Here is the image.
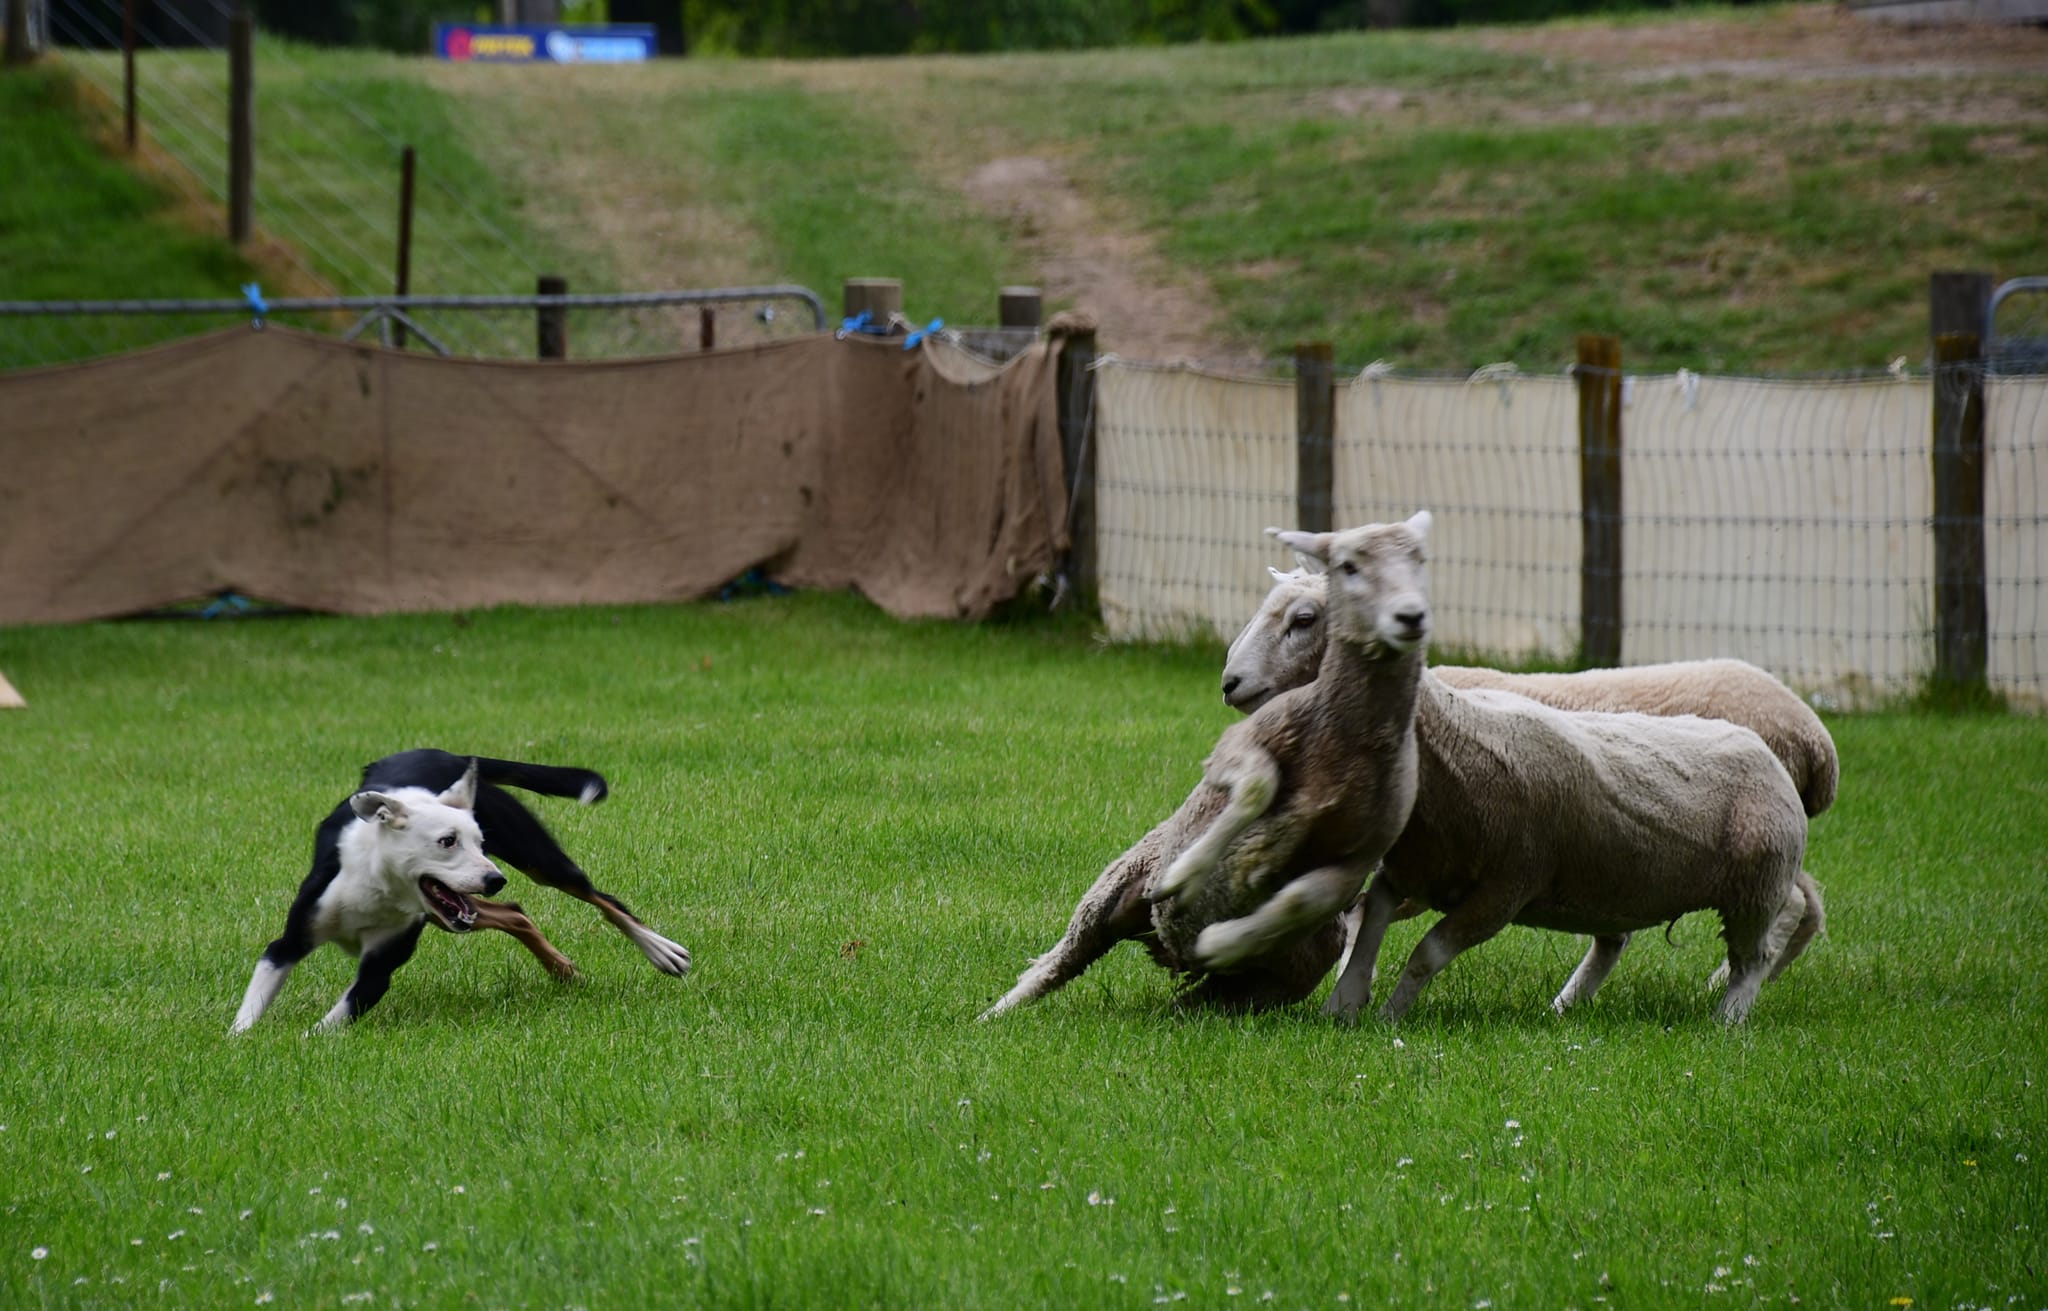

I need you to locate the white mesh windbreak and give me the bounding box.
[1622,374,1933,704]
[1335,373,1581,662]
[1095,361,1296,642]
[1988,375,2048,708]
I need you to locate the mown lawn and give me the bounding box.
[1,594,2043,1308]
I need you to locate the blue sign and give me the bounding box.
[433,23,656,63]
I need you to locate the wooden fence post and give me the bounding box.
[1576,334,1624,668]
[842,278,902,329]
[124,0,138,148]
[392,145,416,350]
[1053,317,1100,604]
[699,306,715,352]
[228,7,253,244]
[536,274,567,360]
[1931,270,1992,692]
[1294,342,1336,534]
[998,286,1042,330]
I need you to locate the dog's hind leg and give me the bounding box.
[473,785,691,977]
[311,921,426,1034]
[468,900,578,980]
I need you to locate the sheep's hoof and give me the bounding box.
[1321,993,1365,1026]
[1192,922,1253,971]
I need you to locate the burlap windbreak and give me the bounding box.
[0,328,1068,624]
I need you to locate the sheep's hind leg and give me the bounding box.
[1192,860,1371,973]
[980,850,1155,1020]
[1149,750,1281,906]
[1551,933,1629,1015]
[1324,874,1406,1024]
[1765,870,1825,982]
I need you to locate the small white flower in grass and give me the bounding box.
[1227,1286,1242,1297]
[357,1223,374,1236]
[809,1208,826,1217]
[321,1230,340,1242]
[1040,1181,1057,1191]
[1715,1267,1731,1279]
[1339,1294,1351,1303]
[341,1292,372,1304]
[451,1186,465,1195]
[1476,1300,1492,1309]
[189,1207,204,1216]
[421,1242,438,1253]
[80,1165,92,1174]
[239,1210,252,1222]
[309,1187,321,1196]
[336,1198,348,1210]
[31,1246,49,1260]
[1261,1293,1275,1303]
[157,1172,172,1182]
[2017,1153,2030,1163]
[256,1293,274,1306]
[74,1277,87,1286]
[130,1238,143,1247]
[1397,1158,1413,1169]
[1505,1120,1520,1130]
[105,1129,117,1140]
[1392,1038,1405,1049]
[168,1230,185,1241]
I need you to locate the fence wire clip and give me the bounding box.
[834,309,873,340]
[902,318,944,350]
[241,283,269,332]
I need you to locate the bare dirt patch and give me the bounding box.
[960,155,1252,363]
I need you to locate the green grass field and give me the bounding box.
[2,596,2043,1307]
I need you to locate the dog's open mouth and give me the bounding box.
[418,877,480,932]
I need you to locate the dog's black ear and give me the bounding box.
[350,790,410,828]
[436,760,479,811]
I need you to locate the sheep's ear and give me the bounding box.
[350,791,410,828]
[436,759,479,811]
[1267,566,1289,582]
[1403,509,1433,542]
[1292,552,1326,576]
[1268,527,1333,564]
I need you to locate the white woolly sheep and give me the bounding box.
[1222,564,1831,997]
[981,513,1436,1019]
[1301,676,1812,1025]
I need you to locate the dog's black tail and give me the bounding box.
[473,757,608,805]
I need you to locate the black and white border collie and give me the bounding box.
[232,749,690,1034]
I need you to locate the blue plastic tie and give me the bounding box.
[241,283,269,330]
[834,310,872,340]
[902,318,943,350]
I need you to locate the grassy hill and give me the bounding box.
[10,4,2048,370]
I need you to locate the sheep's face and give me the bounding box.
[1221,567,1328,712]
[1271,511,1432,656]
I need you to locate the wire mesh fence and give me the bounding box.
[1091,357,2048,710]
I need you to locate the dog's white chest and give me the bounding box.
[312,869,418,956]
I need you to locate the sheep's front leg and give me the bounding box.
[1378,884,1526,1023]
[1149,749,1281,906]
[980,846,1155,1020]
[1323,874,1406,1023]
[1551,933,1629,1014]
[1192,859,1371,973]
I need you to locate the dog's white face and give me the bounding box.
[348,763,503,931]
